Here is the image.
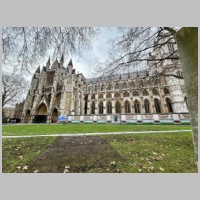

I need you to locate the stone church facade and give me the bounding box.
[21,40,190,124]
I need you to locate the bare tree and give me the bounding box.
[2,27,99,73]
[94,27,181,78]
[2,73,29,108]
[94,27,198,163]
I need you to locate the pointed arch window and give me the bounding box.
[99,101,103,114]
[56,93,61,107]
[144,99,150,113]
[107,83,112,90]
[143,89,149,96]
[123,82,127,89]
[106,93,112,99]
[99,94,103,99]
[91,94,95,100]
[184,96,188,109]
[130,81,135,88]
[123,91,130,97]
[133,90,139,96]
[115,83,120,90]
[115,101,121,114]
[107,101,112,114]
[124,100,131,113]
[134,100,140,113]
[91,101,95,114]
[101,84,104,91]
[139,80,144,87]
[163,87,170,95]
[154,98,161,113]
[115,93,121,98]
[166,98,173,113]
[152,88,159,95]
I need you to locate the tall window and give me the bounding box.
[123,91,130,97]
[163,88,170,95]
[115,93,121,98]
[124,100,131,113]
[91,94,95,100]
[99,94,103,99]
[130,81,135,88]
[107,83,112,90]
[152,88,159,95]
[134,100,140,113]
[143,89,149,96]
[56,93,61,107]
[123,82,127,89]
[115,101,121,113]
[94,85,97,92]
[115,83,120,90]
[84,95,88,114]
[107,101,112,114]
[166,98,173,113]
[99,101,103,114]
[101,84,104,91]
[91,101,95,114]
[133,90,139,96]
[154,98,161,113]
[184,96,188,108]
[144,99,150,113]
[139,80,143,87]
[106,93,112,99]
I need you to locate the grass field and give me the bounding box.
[2,124,196,173]
[2,130,197,173]
[2,124,192,136]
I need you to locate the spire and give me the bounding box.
[35,66,40,73]
[46,57,50,69]
[51,58,60,69]
[68,59,73,67]
[47,57,50,65]
[60,54,64,67]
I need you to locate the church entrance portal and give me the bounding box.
[51,108,58,123]
[33,103,48,123]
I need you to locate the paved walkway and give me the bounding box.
[2,130,191,138]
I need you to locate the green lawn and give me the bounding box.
[2,124,192,136]
[100,132,197,173]
[2,137,56,173]
[2,131,197,173]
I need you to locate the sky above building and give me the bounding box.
[29,27,119,79]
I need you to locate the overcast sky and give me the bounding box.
[30,27,119,79]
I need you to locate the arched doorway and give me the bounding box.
[51,108,58,123]
[33,103,48,123]
[24,110,31,123]
[166,98,173,113]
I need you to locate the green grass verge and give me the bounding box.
[100,131,197,173]
[2,131,197,173]
[2,124,192,136]
[2,137,56,173]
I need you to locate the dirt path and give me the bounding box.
[26,136,122,173]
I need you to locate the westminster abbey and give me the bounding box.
[21,40,189,124]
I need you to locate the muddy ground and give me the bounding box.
[26,136,122,173]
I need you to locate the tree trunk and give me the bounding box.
[176,27,198,163]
